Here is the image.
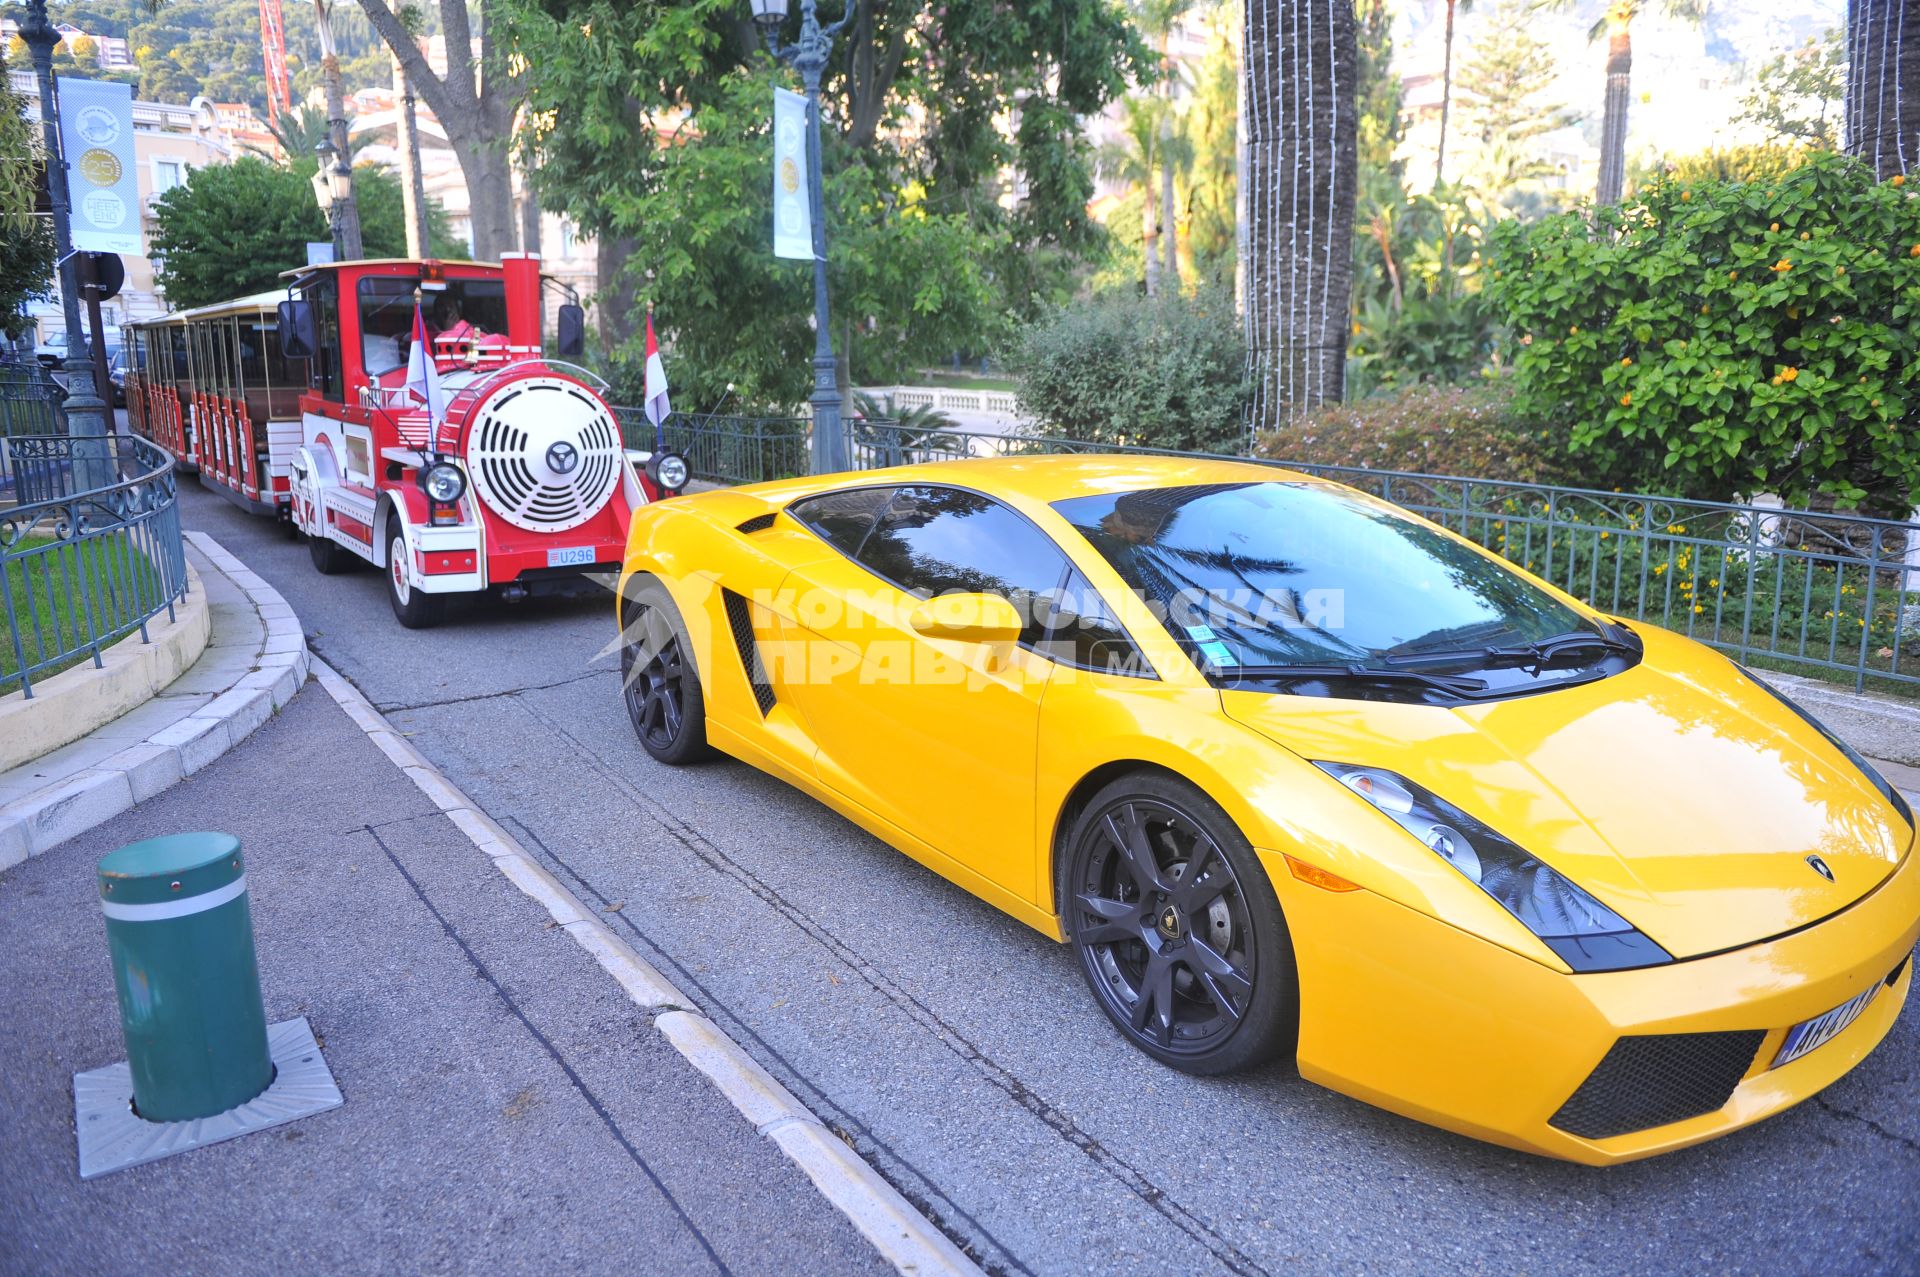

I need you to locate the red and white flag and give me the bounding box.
[643,312,671,429]
[406,301,445,424]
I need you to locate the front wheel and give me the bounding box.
[1063,773,1297,1075]
[387,533,445,629]
[621,577,713,765]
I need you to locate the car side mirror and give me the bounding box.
[555,303,586,358]
[278,299,317,359]
[909,592,1024,645]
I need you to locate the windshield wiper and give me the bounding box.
[1214,662,1492,697]
[1383,628,1638,670]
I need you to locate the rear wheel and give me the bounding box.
[621,577,713,764]
[386,532,445,629]
[1063,773,1296,1075]
[308,529,353,575]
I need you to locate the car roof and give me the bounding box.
[746,452,1316,506]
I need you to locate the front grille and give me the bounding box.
[1549,1030,1766,1141]
[721,588,776,716]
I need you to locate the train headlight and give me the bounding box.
[421,461,467,504]
[646,451,691,493]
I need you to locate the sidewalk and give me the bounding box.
[0,681,889,1276]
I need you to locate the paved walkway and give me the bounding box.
[0,682,889,1277]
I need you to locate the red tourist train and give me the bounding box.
[125,256,687,627]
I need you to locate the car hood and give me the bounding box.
[1222,635,1912,960]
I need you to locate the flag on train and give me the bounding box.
[643,311,671,438]
[406,300,445,424]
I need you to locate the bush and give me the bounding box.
[1252,381,1573,484]
[1485,150,1920,513]
[1003,287,1249,453]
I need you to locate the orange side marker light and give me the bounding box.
[1285,855,1362,893]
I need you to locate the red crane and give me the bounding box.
[258,0,292,126]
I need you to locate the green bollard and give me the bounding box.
[97,832,273,1123]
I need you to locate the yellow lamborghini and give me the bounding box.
[613,455,1918,1165]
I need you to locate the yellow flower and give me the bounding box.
[1620,356,1633,367]
[1654,563,1668,575]
[1521,334,1533,346]
[1769,222,1780,232]
[1781,366,1799,382]
[1600,531,1611,539]
[1836,266,1847,278]
[1799,231,1811,241]
[1729,270,1740,280]
[1570,324,1580,334]
[1772,259,1793,272]
[1619,392,1632,406]
[1682,190,1692,201]
[1894,175,1908,187]
[1694,604,1705,614]
[1872,397,1882,408]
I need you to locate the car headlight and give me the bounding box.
[1740,667,1914,831]
[646,451,690,493]
[1315,762,1672,973]
[420,461,466,504]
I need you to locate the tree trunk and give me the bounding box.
[519,162,542,256]
[595,233,639,359]
[1436,0,1456,188]
[452,129,517,261]
[1595,20,1632,205]
[1160,110,1182,292]
[392,51,429,257]
[1242,0,1359,426]
[1847,0,1920,178]
[1143,180,1162,298]
[315,2,363,259]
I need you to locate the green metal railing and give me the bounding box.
[840,422,1920,694]
[1,358,64,438]
[615,410,812,486]
[2,434,189,698]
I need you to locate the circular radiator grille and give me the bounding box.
[463,377,623,533]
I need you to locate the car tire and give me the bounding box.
[386,532,445,629]
[621,576,714,765]
[308,530,353,575]
[1062,772,1297,1075]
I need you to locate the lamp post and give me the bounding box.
[19,0,114,471]
[751,0,851,474]
[313,139,346,260]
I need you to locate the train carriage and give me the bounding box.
[125,255,688,628]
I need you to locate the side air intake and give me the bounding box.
[735,513,776,534]
[721,588,776,716]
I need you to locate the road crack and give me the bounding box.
[1814,1094,1920,1155]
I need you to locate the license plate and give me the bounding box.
[1773,985,1880,1068]
[546,545,594,568]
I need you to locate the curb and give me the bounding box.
[307,656,984,1277]
[0,559,212,773]
[0,531,309,870]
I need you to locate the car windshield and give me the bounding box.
[1052,481,1595,676]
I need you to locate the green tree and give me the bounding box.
[1456,0,1577,199]
[1736,30,1844,151]
[1485,151,1920,512]
[1180,6,1239,284]
[150,155,453,307]
[505,0,1148,399]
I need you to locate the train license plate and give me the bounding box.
[1773,985,1879,1068]
[546,545,594,568]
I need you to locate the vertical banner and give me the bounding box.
[772,87,812,260]
[57,77,141,254]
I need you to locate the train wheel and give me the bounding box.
[387,533,445,629]
[308,531,353,575]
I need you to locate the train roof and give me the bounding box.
[276,257,511,280]
[177,290,286,321]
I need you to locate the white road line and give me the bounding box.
[308,656,983,1277]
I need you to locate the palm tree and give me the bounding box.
[1435,0,1473,188]
[1542,1,1705,206]
[248,104,365,165]
[1242,0,1359,424]
[1135,0,1196,290]
[1846,0,1920,178]
[1098,97,1172,296]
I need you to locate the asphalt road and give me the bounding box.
[179,479,1920,1277]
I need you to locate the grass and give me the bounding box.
[2,532,165,691]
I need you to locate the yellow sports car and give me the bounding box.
[613,455,1918,1165]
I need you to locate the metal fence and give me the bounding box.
[0,358,64,438]
[614,409,812,486]
[2,434,190,698]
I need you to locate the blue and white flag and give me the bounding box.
[57,78,140,254]
[773,87,811,260]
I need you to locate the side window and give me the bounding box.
[857,485,1067,645]
[1034,570,1154,678]
[309,281,341,401]
[788,486,896,557]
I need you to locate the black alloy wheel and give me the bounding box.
[621,577,713,765]
[1064,774,1296,1075]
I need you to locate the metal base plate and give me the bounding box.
[74,1017,342,1179]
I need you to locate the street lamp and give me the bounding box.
[312,139,345,260]
[18,0,113,466]
[751,0,851,474]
